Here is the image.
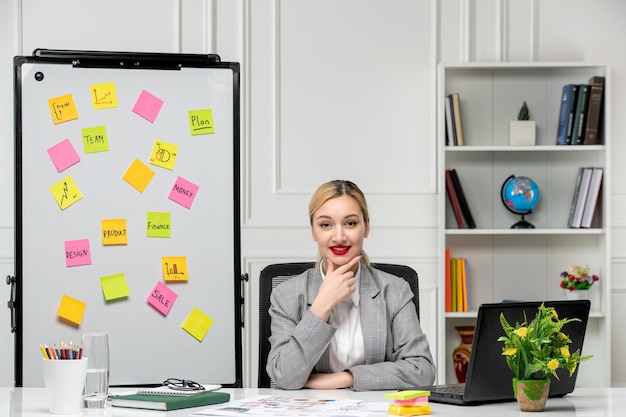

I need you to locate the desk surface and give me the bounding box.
[1,387,624,416]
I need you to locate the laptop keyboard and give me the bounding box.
[433,385,465,395]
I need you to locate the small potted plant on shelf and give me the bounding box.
[560,264,599,300]
[510,101,536,146]
[498,303,592,412]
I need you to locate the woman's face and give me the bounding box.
[311,194,369,271]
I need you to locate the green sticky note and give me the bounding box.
[188,109,215,135]
[146,212,171,238]
[181,308,214,342]
[100,273,130,301]
[384,390,430,400]
[82,125,110,153]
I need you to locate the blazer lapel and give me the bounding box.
[359,267,387,364]
[306,266,332,372]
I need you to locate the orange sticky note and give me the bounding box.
[162,256,188,281]
[388,404,431,416]
[149,140,178,170]
[123,159,155,193]
[181,308,214,342]
[102,219,128,245]
[48,93,79,124]
[91,82,118,109]
[57,294,86,325]
[100,273,130,301]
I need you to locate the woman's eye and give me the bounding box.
[346,220,357,227]
[319,222,331,229]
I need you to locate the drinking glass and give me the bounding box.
[82,332,109,409]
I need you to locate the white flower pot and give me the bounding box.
[510,120,536,146]
[566,289,589,300]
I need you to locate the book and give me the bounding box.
[135,384,222,396]
[572,84,590,145]
[583,76,605,145]
[445,95,457,146]
[458,258,466,312]
[445,249,451,312]
[449,169,476,228]
[451,93,464,146]
[567,167,585,228]
[556,84,578,145]
[112,390,230,411]
[569,167,593,228]
[450,257,457,312]
[445,170,465,229]
[581,167,603,228]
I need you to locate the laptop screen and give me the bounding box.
[463,300,591,403]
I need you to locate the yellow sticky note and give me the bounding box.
[388,404,431,416]
[49,176,83,210]
[385,390,431,400]
[162,256,188,281]
[146,212,171,238]
[82,126,110,154]
[48,93,79,124]
[149,140,178,170]
[102,219,128,245]
[91,82,118,109]
[181,308,214,342]
[100,273,130,301]
[123,159,155,192]
[188,109,215,135]
[57,294,86,325]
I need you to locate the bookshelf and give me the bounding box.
[437,62,611,387]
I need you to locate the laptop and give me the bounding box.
[424,300,591,406]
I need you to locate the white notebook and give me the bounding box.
[135,384,222,397]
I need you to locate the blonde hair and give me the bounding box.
[309,180,370,265]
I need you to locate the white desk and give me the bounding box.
[1,387,624,416]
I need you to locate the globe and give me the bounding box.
[500,175,540,228]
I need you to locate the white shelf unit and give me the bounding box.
[436,62,611,387]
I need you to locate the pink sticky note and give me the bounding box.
[64,239,91,267]
[168,176,199,209]
[132,90,164,123]
[47,139,81,172]
[147,281,177,316]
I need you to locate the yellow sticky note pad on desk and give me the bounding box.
[388,404,431,416]
[57,294,86,325]
[385,390,430,400]
[181,308,214,342]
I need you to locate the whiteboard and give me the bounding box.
[14,51,242,387]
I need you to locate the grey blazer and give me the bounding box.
[266,264,436,391]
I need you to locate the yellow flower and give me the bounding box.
[551,309,559,320]
[548,359,559,371]
[514,327,528,337]
[504,348,517,356]
[561,347,570,358]
[558,332,568,340]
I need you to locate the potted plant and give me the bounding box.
[510,101,536,146]
[498,303,592,412]
[560,264,599,300]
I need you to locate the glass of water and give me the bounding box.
[82,332,109,409]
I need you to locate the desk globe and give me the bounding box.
[500,175,540,228]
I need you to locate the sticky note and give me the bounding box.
[168,176,199,209]
[394,397,429,405]
[64,239,91,267]
[147,281,178,315]
[132,89,164,123]
[91,82,118,109]
[182,308,214,342]
[162,256,188,281]
[48,93,79,124]
[188,108,215,135]
[146,212,171,238]
[385,390,430,400]
[49,176,83,210]
[102,219,128,245]
[47,139,80,172]
[100,273,130,301]
[149,140,178,170]
[57,294,86,325]
[388,404,431,416]
[123,159,155,193]
[82,126,109,154]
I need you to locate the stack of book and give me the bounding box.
[385,390,431,416]
[568,167,604,228]
[445,250,470,313]
[556,76,605,145]
[445,92,465,146]
[445,168,475,229]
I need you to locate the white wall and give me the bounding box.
[1,0,625,388]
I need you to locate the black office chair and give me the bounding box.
[257,262,420,388]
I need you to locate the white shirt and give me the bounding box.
[320,261,365,373]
